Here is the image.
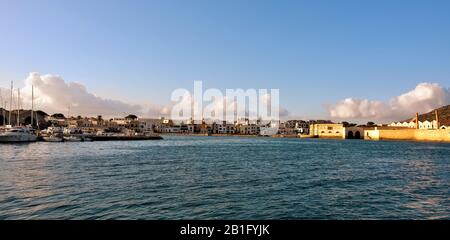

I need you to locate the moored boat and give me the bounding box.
[0,126,37,143]
[0,83,38,143]
[43,135,64,142]
[63,136,83,142]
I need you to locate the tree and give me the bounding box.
[125,114,138,120]
[51,113,65,119]
[367,121,376,126]
[342,121,357,127]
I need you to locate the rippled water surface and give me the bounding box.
[0,136,449,219]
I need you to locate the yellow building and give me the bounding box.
[309,123,370,139]
[309,123,345,139]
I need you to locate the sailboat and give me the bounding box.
[0,126,37,142]
[0,82,37,143]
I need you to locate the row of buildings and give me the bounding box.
[141,119,325,135]
[0,108,335,136]
[1,107,449,141]
[51,116,335,136]
[388,111,448,130]
[155,119,333,135]
[308,110,450,142]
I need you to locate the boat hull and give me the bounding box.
[0,135,37,143]
[63,137,83,142]
[43,137,64,142]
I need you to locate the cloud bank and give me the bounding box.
[328,83,450,122]
[1,72,289,120]
[18,72,145,117]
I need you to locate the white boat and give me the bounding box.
[43,135,64,142]
[46,126,64,135]
[0,82,38,143]
[63,136,82,142]
[0,126,37,143]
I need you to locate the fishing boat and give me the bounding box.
[43,135,64,142]
[63,136,83,142]
[41,125,65,142]
[63,127,93,142]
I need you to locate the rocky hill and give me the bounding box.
[404,105,450,126]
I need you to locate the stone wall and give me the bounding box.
[364,127,450,142]
[415,129,450,142]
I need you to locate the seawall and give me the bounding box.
[365,128,450,142]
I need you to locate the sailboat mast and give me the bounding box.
[9,81,12,126]
[2,102,4,126]
[31,85,34,127]
[2,101,5,126]
[0,89,3,126]
[17,88,20,126]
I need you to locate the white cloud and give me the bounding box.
[328,82,450,122]
[15,72,146,117]
[1,72,292,120]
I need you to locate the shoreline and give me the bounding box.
[159,133,450,143]
[160,133,303,138]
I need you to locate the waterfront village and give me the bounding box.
[0,104,449,142]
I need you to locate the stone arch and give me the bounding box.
[355,131,361,139]
[347,131,354,139]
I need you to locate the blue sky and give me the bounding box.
[1,0,450,118]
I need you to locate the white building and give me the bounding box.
[389,120,438,130]
[213,122,236,134]
[238,124,259,135]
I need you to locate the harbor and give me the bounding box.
[0,128,163,143]
[1,0,450,224]
[0,126,163,143]
[0,135,448,219]
[0,82,163,143]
